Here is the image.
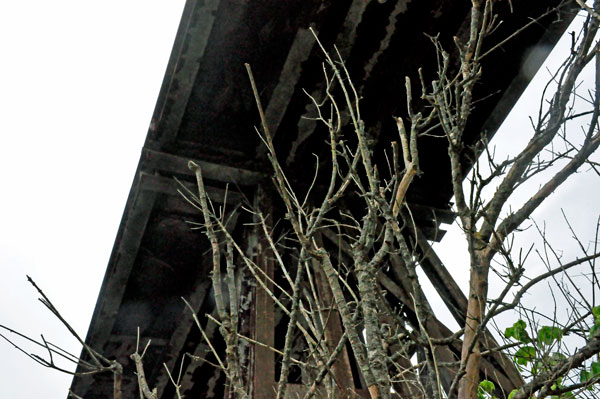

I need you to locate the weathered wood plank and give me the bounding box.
[138,172,242,205]
[323,227,520,394]
[262,28,316,146]
[312,256,356,398]
[406,203,456,225]
[253,187,276,399]
[149,0,222,146]
[175,309,220,397]
[153,280,212,397]
[407,222,468,326]
[142,148,263,185]
[283,383,370,399]
[387,253,458,392]
[71,183,157,398]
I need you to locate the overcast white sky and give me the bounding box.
[0,2,598,399]
[0,2,186,397]
[432,10,600,335]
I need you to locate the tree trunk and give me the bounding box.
[458,251,489,399]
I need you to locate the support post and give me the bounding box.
[252,186,276,399]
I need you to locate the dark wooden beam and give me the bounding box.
[71,178,157,397]
[380,257,520,395]
[154,278,213,397]
[322,227,522,393]
[262,28,316,147]
[148,0,222,147]
[335,0,369,59]
[371,279,424,399]
[142,148,263,185]
[252,187,275,399]
[418,225,448,242]
[283,383,369,399]
[138,172,242,205]
[407,203,456,225]
[154,213,239,397]
[476,4,577,148]
[106,335,168,347]
[178,310,220,397]
[387,253,458,392]
[361,0,412,83]
[285,0,370,166]
[312,255,355,398]
[409,223,468,325]
[321,227,456,391]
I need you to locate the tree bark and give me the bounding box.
[457,251,489,399]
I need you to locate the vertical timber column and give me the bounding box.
[312,234,355,398]
[252,185,275,399]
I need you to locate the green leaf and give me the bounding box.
[554,375,563,386]
[514,346,536,366]
[592,306,600,321]
[507,389,518,399]
[581,362,600,390]
[532,359,546,375]
[590,308,600,338]
[537,326,562,346]
[505,320,531,343]
[548,352,567,366]
[582,371,594,391]
[591,361,600,377]
[581,369,591,383]
[590,323,600,339]
[479,380,495,393]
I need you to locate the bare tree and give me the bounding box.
[3,2,600,399]
[0,277,124,399]
[181,2,600,399]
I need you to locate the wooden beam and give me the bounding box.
[335,0,370,59]
[312,255,355,398]
[179,313,221,397]
[283,383,369,399]
[321,227,456,391]
[261,28,316,148]
[285,0,370,166]
[407,223,468,326]
[371,280,424,399]
[322,227,521,393]
[154,213,239,397]
[153,280,212,397]
[138,172,242,205]
[387,253,458,392]
[71,177,157,398]
[149,0,222,146]
[252,187,275,399]
[362,0,411,83]
[381,257,519,395]
[417,225,448,242]
[406,203,456,225]
[142,148,262,185]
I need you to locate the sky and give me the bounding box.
[0,1,186,397]
[431,10,600,338]
[0,2,598,399]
